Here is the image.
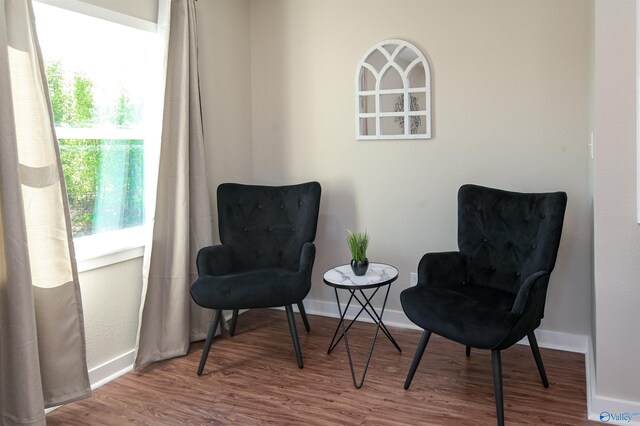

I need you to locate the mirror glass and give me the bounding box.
[408,64,426,88]
[397,46,418,67]
[382,43,399,56]
[380,117,404,136]
[380,67,403,90]
[412,115,428,134]
[359,67,376,91]
[380,94,400,113]
[359,95,375,114]
[359,118,375,136]
[364,50,386,72]
[410,92,426,112]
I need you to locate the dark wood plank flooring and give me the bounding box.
[47,309,593,425]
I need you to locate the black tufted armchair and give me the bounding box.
[190,182,321,374]
[401,184,567,426]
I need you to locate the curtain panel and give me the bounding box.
[135,0,214,367]
[0,0,91,424]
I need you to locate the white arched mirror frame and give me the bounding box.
[355,39,432,140]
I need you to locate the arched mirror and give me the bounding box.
[356,39,432,140]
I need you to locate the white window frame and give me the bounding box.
[34,0,167,271]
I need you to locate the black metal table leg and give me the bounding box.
[327,289,357,354]
[326,286,385,353]
[331,283,397,388]
[351,290,402,352]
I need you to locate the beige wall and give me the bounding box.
[593,0,640,403]
[197,0,254,228]
[250,0,592,336]
[79,259,143,368]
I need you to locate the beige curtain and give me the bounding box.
[134,0,215,367]
[0,0,91,424]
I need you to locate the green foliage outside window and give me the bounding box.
[46,60,145,237]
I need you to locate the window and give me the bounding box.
[33,1,164,268]
[356,39,432,140]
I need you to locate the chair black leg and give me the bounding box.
[466,345,471,357]
[285,305,304,368]
[297,301,311,332]
[527,331,549,388]
[229,309,239,337]
[492,350,504,426]
[404,330,432,390]
[197,309,222,376]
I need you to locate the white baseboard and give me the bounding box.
[585,337,640,425]
[88,349,135,390]
[515,328,589,354]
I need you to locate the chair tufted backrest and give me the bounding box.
[217,182,321,272]
[457,184,567,294]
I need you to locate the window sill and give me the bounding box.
[74,226,147,273]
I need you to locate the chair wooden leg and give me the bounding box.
[297,301,311,332]
[528,331,549,388]
[404,330,432,389]
[197,309,222,376]
[285,305,304,368]
[492,350,504,426]
[229,309,239,337]
[466,345,471,357]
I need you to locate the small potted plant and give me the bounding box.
[347,229,370,276]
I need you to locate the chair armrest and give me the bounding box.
[298,242,316,273]
[196,245,233,276]
[511,270,550,315]
[417,251,466,288]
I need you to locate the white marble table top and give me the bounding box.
[323,262,398,289]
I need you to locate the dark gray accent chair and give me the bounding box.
[401,184,567,426]
[190,182,321,374]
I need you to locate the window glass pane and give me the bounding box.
[60,139,144,236]
[34,2,158,237]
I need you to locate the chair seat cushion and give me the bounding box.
[191,267,310,310]
[401,285,518,349]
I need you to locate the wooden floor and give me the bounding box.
[48,309,593,425]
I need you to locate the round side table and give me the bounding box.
[323,262,401,388]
